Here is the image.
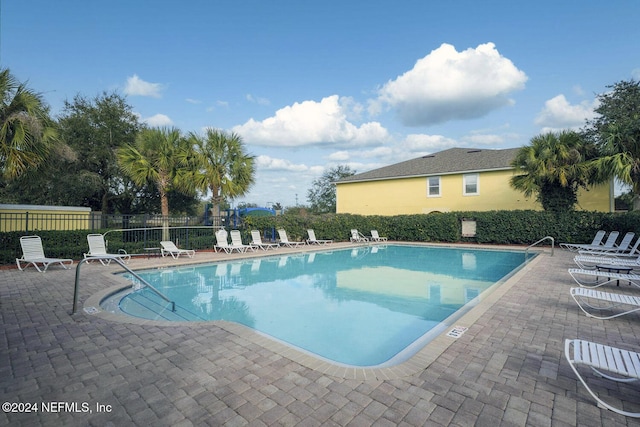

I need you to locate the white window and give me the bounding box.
[463,173,479,195]
[427,176,440,197]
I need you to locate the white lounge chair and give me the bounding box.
[306,229,332,245]
[565,339,640,417]
[574,252,640,270]
[562,231,619,253]
[84,233,131,265]
[568,268,640,290]
[578,232,635,255]
[277,229,305,248]
[560,230,607,251]
[578,236,640,259]
[250,230,279,250]
[350,229,369,243]
[215,230,235,253]
[370,230,387,242]
[570,287,640,319]
[16,235,74,272]
[230,230,253,252]
[160,241,195,258]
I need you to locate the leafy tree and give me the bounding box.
[0,68,57,180]
[188,129,255,226]
[510,131,598,212]
[117,127,194,238]
[585,79,640,209]
[307,165,356,213]
[57,91,141,213]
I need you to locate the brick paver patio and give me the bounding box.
[1,244,639,426]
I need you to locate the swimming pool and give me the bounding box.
[107,245,528,367]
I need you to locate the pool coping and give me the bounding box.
[82,242,545,380]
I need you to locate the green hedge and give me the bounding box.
[3,210,640,265]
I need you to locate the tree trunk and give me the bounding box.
[160,189,170,241]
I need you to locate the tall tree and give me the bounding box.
[117,127,194,238]
[57,92,140,213]
[0,68,57,180]
[510,131,598,212]
[585,79,640,209]
[308,165,356,213]
[188,129,255,226]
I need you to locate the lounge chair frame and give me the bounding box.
[277,229,305,248]
[560,230,607,251]
[568,268,640,290]
[16,235,74,272]
[570,287,640,319]
[350,229,369,243]
[230,230,254,252]
[565,339,640,417]
[250,230,279,250]
[577,232,635,255]
[84,234,130,265]
[306,229,332,245]
[160,241,195,258]
[370,230,388,242]
[561,231,618,252]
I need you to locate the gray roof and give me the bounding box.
[337,147,521,183]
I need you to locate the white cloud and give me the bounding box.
[372,42,528,126]
[328,151,350,161]
[246,94,271,106]
[233,95,390,147]
[124,74,164,98]
[144,113,173,127]
[185,98,202,104]
[535,94,598,132]
[461,134,505,145]
[402,134,458,152]
[255,155,310,172]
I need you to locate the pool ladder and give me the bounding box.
[72,256,176,315]
[525,236,554,260]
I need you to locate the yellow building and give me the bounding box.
[336,147,613,215]
[0,204,92,232]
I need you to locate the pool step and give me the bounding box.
[120,289,203,321]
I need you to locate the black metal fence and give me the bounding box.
[0,212,224,232]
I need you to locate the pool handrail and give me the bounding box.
[525,236,554,259]
[72,255,175,315]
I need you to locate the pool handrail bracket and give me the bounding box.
[72,255,176,315]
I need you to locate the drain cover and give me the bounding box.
[446,326,468,338]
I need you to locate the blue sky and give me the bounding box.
[3,0,639,208]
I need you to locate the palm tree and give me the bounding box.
[510,131,598,212]
[584,80,640,209]
[589,119,640,209]
[117,127,192,239]
[188,129,255,225]
[0,68,57,179]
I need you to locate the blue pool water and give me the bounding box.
[109,245,528,367]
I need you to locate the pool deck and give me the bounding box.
[1,242,639,426]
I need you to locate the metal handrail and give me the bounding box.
[72,255,175,315]
[525,236,555,258]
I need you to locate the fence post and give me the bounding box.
[25,211,29,232]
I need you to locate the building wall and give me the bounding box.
[0,204,92,232]
[336,169,612,215]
